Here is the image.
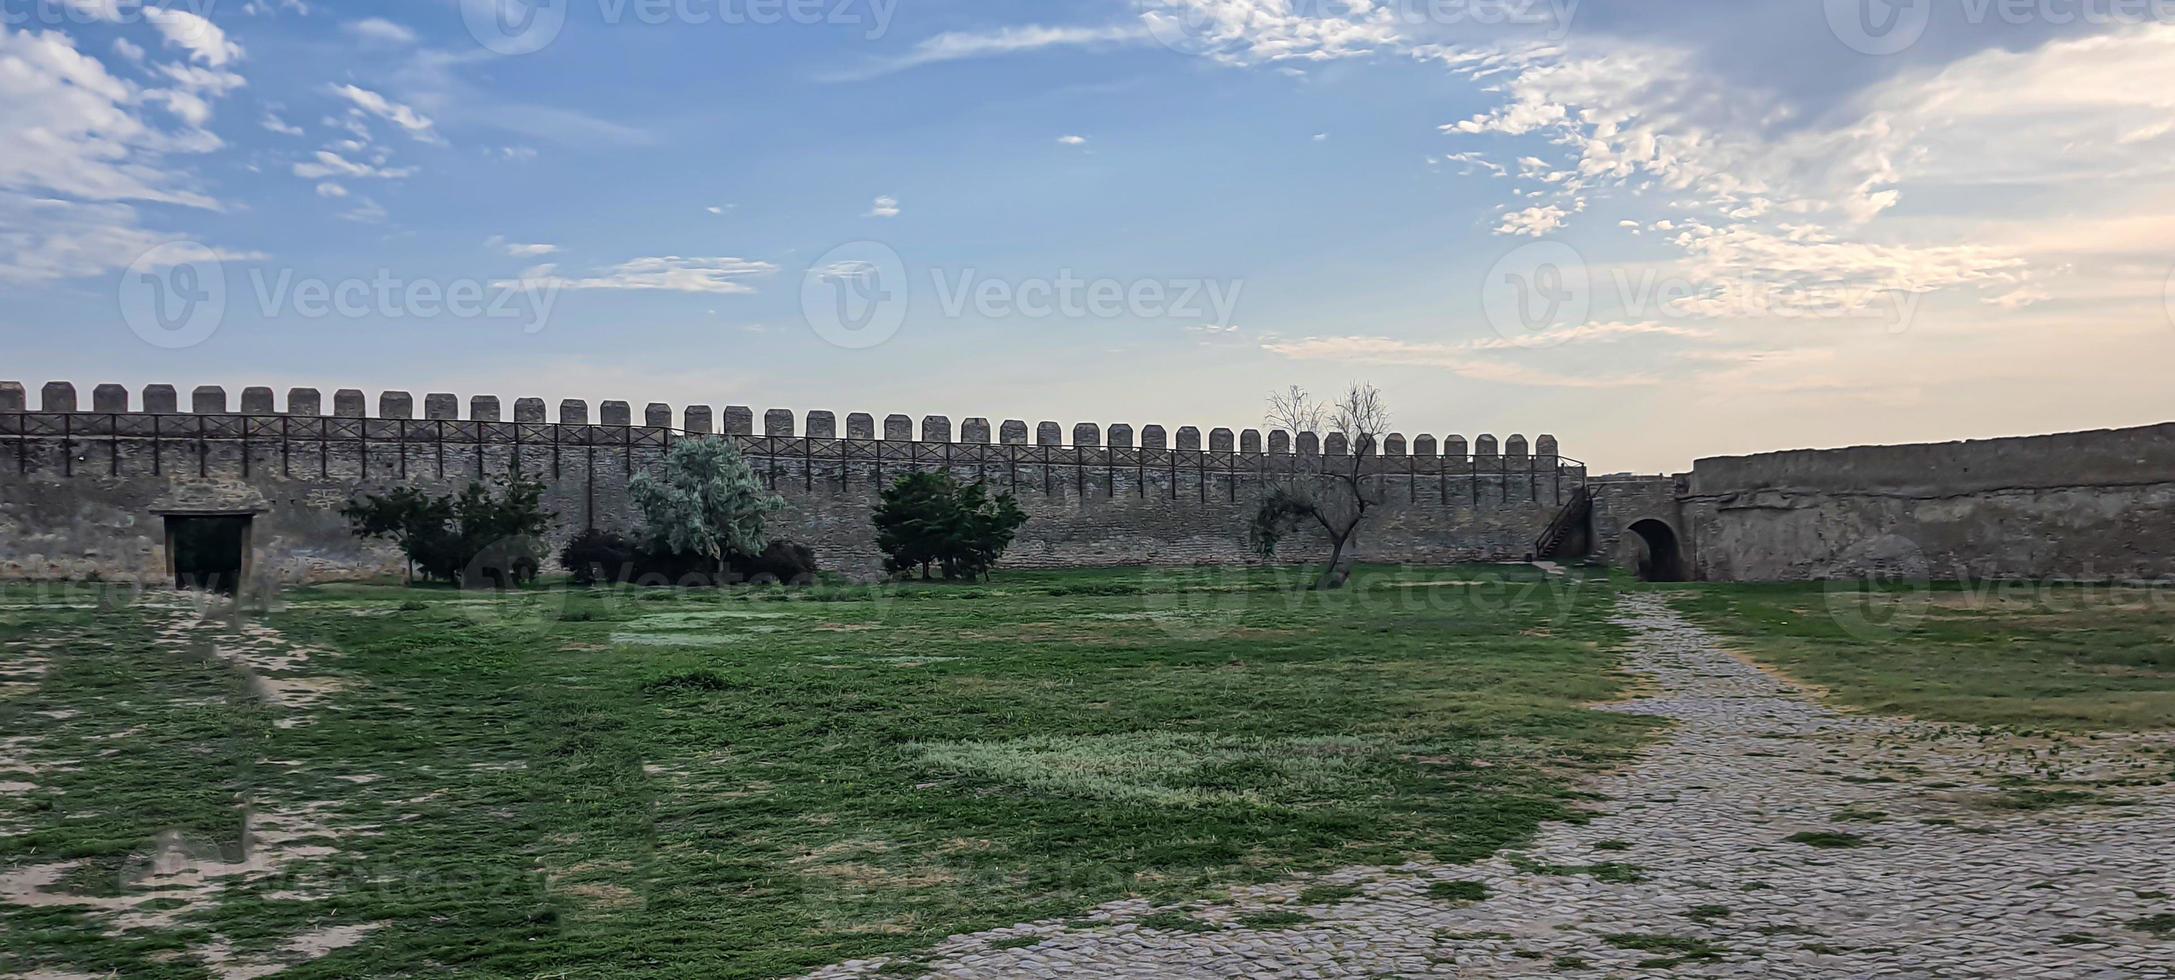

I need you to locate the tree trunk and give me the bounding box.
[1315,533,1351,590]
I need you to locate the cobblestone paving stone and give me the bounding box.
[807,593,2175,978]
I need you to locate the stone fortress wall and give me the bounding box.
[1581,421,2175,584]
[0,381,1583,583]
[1672,422,2175,583]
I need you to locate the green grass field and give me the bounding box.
[0,565,1652,978]
[9,567,2171,977]
[1664,580,2175,731]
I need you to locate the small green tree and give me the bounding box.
[951,480,1029,580]
[872,471,955,579]
[342,477,552,586]
[338,486,450,584]
[627,437,784,570]
[872,471,1028,581]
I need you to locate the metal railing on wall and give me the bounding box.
[0,411,1590,507]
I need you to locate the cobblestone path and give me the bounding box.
[809,593,2175,978]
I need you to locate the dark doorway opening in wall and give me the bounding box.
[166,515,251,593]
[1627,519,1685,582]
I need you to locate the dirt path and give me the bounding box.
[806,593,2175,977]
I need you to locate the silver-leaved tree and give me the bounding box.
[627,437,784,568]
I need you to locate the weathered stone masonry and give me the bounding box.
[0,382,1583,583]
[1588,422,2175,583]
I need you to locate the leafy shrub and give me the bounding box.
[557,527,821,587]
[871,471,1028,581]
[730,540,820,584]
[342,477,552,586]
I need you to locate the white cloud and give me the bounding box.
[1312,132,1328,142]
[866,195,900,218]
[143,8,243,68]
[342,18,417,45]
[1260,335,1657,388]
[158,63,245,94]
[340,196,389,224]
[61,1,126,22]
[1496,204,1567,237]
[330,84,440,142]
[497,256,781,294]
[826,24,1152,80]
[0,26,224,209]
[1135,0,1403,66]
[314,182,347,198]
[705,204,736,215]
[111,37,143,62]
[261,112,304,136]
[486,235,558,257]
[0,197,226,283]
[291,150,415,180]
[0,20,262,281]
[1464,321,1714,351]
[1058,134,1088,145]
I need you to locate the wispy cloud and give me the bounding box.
[342,18,417,46]
[823,24,1153,81]
[330,84,441,143]
[497,257,780,294]
[487,235,558,257]
[292,150,416,180]
[865,195,900,218]
[1259,335,1664,388]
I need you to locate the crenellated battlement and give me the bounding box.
[0,379,1585,583]
[0,381,1567,462]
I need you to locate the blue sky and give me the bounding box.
[5,0,2174,471]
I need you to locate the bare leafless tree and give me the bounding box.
[1248,383,1390,590]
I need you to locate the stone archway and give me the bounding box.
[1626,518,1686,582]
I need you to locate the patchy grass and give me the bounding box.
[1976,784,2136,812]
[1135,911,1218,933]
[1787,831,1870,849]
[1234,909,1315,929]
[1603,933,1727,968]
[1296,882,1366,905]
[1426,880,1489,902]
[1666,581,2175,730]
[1685,903,1733,924]
[0,564,1648,979]
[2129,913,2175,938]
